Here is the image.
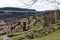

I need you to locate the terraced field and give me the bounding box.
[32,29,60,40]
[8,29,60,40]
[0,12,60,40]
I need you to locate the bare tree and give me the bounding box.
[20,0,60,7]
[21,0,60,22]
[45,0,60,22]
[20,0,37,6]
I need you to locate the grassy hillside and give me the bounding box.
[10,29,60,40]
[8,14,60,40]
[32,29,60,40]
[1,12,60,40]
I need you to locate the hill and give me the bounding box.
[0,7,44,23]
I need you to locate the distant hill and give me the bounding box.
[0,7,36,11]
[0,7,44,23]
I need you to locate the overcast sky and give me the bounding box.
[0,0,60,11]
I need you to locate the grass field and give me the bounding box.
[32,29,60,40]
[0,38,2,40]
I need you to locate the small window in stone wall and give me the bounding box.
[23,22,26,31]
